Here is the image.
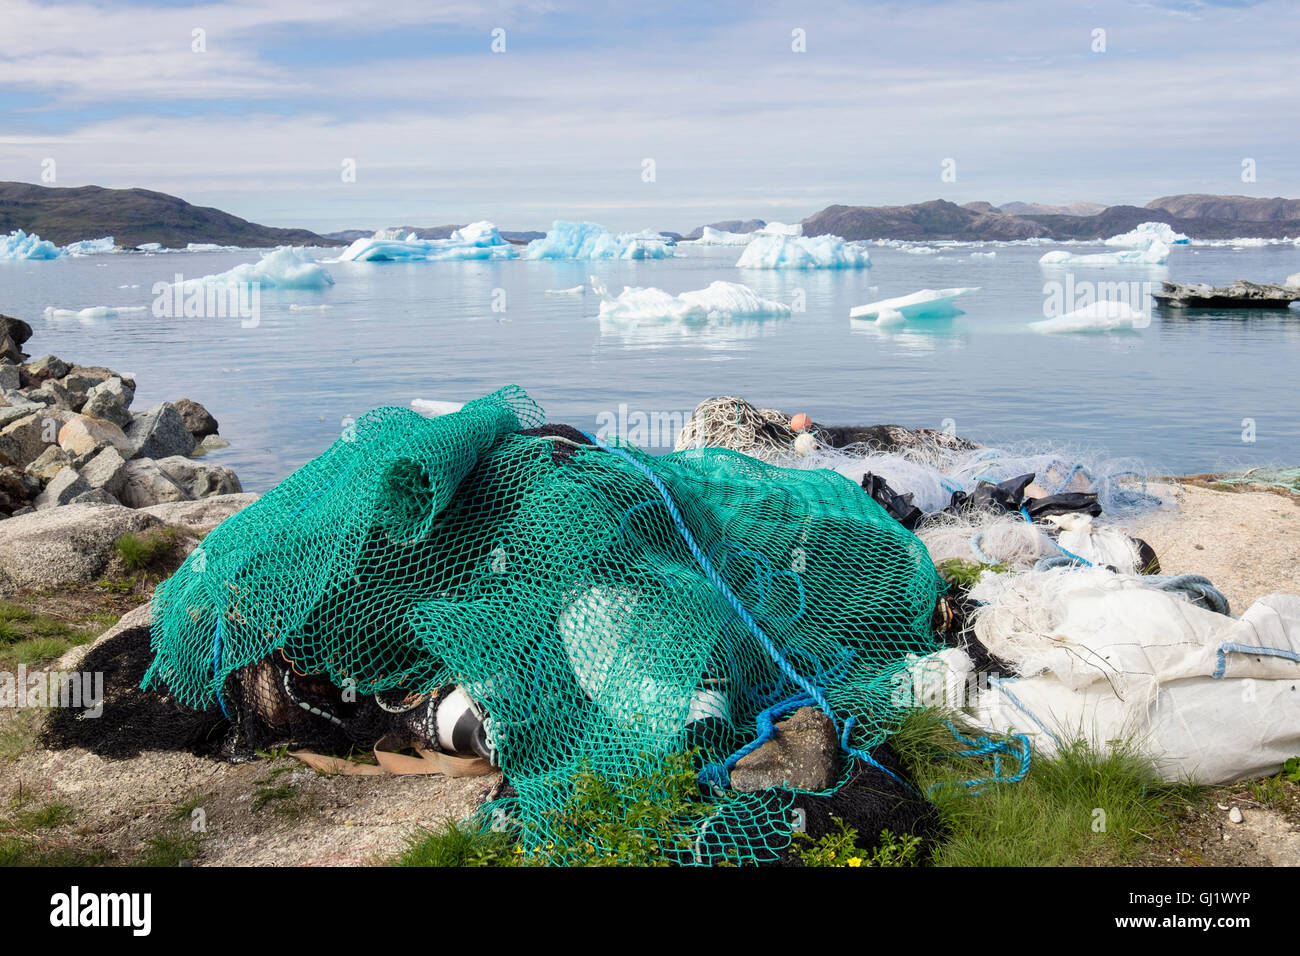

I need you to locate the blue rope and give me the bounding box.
[580,431,908,790]
[1020,507,1093,567]
[928,721,1031,796]
[211,618,231,719]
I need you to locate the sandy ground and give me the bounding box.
[1130,481,1300,610]
[2,479,1297,866]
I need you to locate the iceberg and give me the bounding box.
[411,398,465,418]
[1104,221,1189,248]
[63,236,117,256]
[289,303,334,311]
[545,285,587,295]
[337,222,518,262]
[593,277,792,323]
[44,305,146,320]
[0,229,62,260]
[690,226,756,246]
[138,242,163,252]
[1039,242,1170,267]
[178,247,334,290]
[185,242,241,252]
[849,287,978,322]
[1030,301,1148,334]
[736,234,871,269]
[523,221,673,260]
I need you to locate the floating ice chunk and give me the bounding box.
[524,221,672,260]
[736,234,870,269]
[594,277,792,323]
[411,398,465,418]
[545,285,587,294]
[1286,272,1300,289]
[849,287,978,322]
[63,236,117,256]
[177,247,334,290]
[0,229,62,260]
[289,303,334,311]
[185,242,240,252]
[1104,221,1189,248]
[970,251,997,259]
[337,222,518,262]
[1030,301,1148,334]
[44,305,146,320]
[689,227,756,246]
[138,242,163,252]
[1039,242,1170,267]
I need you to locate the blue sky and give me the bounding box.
[0,0,1295,232]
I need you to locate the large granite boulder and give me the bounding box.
[173,398,219,439]
[125,402,194,460]
[0,503,161,591]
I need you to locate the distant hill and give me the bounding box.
[0,182,338,248]
[1146,194,1300,222]
[797,198,1300,241]
[999,200,1107,217]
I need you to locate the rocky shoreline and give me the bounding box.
[0,311,256,592]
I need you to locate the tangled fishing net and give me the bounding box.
[142,385,942,865]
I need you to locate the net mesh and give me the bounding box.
[144,385,941,864]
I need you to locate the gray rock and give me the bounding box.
[22,388,57,406]
[730,707,841,793]
[0,466,35,515]
[85,375,135,412]
[1153,279,1300,309]
[152,455,242,498]
[0,503,161,592]
[0,362,20,391]
[69,488,121,507]
[59,373,101,412]
[34,467,91,509]
[26,354,70,382]
[117,458,192,508]
[29,378,73,409]
[25,444,72,482]
[190,434,230,457]
[81,387,133,429]
[0,410,76,469]
[125,402,194,460]
[139,492,259,533]
[0,401,46,428]
[0,314,32,365]
[79,446,128,495]
[57,415,131,459]
[173,397,219,438]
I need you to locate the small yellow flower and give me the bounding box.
[845,857,863,867]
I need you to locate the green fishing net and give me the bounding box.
[144,385,941,864]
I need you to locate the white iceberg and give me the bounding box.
[736,234,870,269]
[337,222,518,262]
[690,226,756,246]
[970,251,997,259]
[288,303,334,311]
[1030,300,1148,334]
[177,247,334,290]
[1104,221,1189,248]
[849,287,978,322]
[138,242,163,252]
[62,236,117,256]
[593,277,792,323]
[1286,272,1300,289]
[0,229,62,260]
[545,285,587,295]
[758,221,803,237]
[1039,242,1171,267]
[44,305,146,320]
[523,221,673,260]
[185,242,241,252]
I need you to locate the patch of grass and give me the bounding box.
[0,708,43,761]
[0,600,115,669]
[892,708,1191,866]
[0,835,113,866]
[133,832,202,867]
[9,636,76,665]
[398,820,518,868]
[95,577,138,595]
[113,527,182,574]
[0,602,78,645]
[1286,756,1300,784]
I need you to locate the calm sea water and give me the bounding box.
[1,241,1297,492]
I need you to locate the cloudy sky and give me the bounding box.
[1,0,1295,233]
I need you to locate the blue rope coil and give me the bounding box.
[928,721,1031,796]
